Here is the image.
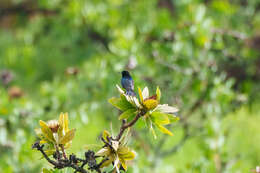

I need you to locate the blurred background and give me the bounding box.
[0,0,260,172]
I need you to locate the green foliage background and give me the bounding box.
[0,0,260,172]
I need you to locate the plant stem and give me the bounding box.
[61,144,68,160]
[115,111,144,141]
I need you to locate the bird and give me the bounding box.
[121,71,136,96]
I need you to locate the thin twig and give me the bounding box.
[61,144,68,160]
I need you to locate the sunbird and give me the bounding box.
[121,71,136,96]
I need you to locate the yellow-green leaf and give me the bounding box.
[40,140,47,144]
[119,109,136,120]
[118,147,135,160]
[44,150,55,156]
[108,97,133,111]
[64,112,69,132]
[59,128,76,144]
[39,120,55,142]
[146,117,157,139]
[100,156,113,168]
[103,130,111,142]
[96,147,110,157]
[138,87,143,103]
[42,168,52,173]
[156,124,173,136]
[119,158,127,171]
[156,86,161,101]
[34,128,43,138]
[150,111,170,125]
[150,125,157,139]
[168,114,180,123]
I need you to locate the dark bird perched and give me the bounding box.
[121,71,136,96]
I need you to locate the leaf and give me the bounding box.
[118,147,135,160]
[44,150,55,156]
[143,99,158,110]
[100,157,113,168]
[40,140,47,144]
[39,120,55,143]
[150,125,157,139]
[42,168,52,173]
[116,84,125,94]
[145,117,157,139]
[138,87,143,103]
[156,86,161,101]
[58,113,64,139]
[64,113,69,132]
[34,128,43,138]
[108,97,133,111]
[156,104,179,113]
[59,112,69,135]
[111,140,119,151]
[119,109,136,120]
[142,87,149,100]
[102,130,111,142]
[168,114,180,123]
[96,147,110,157]
[119,158,127,171]
[100,156,113,168]
[156,124,173,136]
[64,142,72,149]
[59,128,76,144]
[150,111,170,125]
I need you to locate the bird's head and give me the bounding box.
[121,71,131,78]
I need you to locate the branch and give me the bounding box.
[32,141,108,173]
[115,111,144,141]
[32,142,59,167]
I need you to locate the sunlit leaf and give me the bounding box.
[59,128,76,144]
[34,128,43,138]
[118,147,135,160]
[96,147,111,157]
[108,96,134,111]
[119,109,136,120]
[156,86,161,101]
[150,111,170,125]
[138,87,143,103]
[40,140,47,144]
[39,120,55,142]
[156,104,179,113]
[142,87,149,100]
[146,117,157,139]
[116,84,125,94]
[64,112,69,132]
[42,168,52,173]
[100,156,113,168]
[168,114,180,123]
[119,158,127,171]
[156,124,173,136]
[102,130,111,142]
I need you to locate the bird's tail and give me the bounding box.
[126,90,136,96]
